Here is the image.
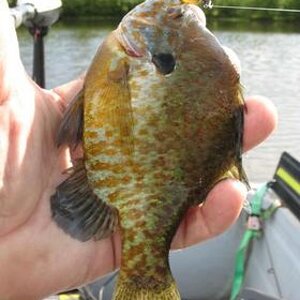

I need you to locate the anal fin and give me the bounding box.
[51,160,118,241]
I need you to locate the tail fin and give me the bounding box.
[113,280,180,300]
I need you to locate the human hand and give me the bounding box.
[0,0,277,299]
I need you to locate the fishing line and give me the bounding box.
[212,5,300,13]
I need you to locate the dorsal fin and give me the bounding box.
[233,94,250,189]
[57,90,84,149]
[220,102,249,189]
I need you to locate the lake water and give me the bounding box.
[17,20,300,183]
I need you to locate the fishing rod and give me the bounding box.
[10,0,62,88]
[212,5,300,13]
[200,0,300,12]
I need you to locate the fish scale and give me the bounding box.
[84,51,191,295]
[51,1,248,299]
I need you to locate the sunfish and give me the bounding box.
[51,0,248,299]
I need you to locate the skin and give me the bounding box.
[0,0,277,299]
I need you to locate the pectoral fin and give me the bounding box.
[50,159,118,241]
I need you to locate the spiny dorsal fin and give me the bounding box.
[216,101,249,189]
[233,101,250,189]
[50,159,119,241]
[57,90,84,149]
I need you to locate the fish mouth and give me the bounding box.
[116,27,144,58]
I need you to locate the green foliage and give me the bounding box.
[7,0,299,20]
[7,0,16,6]
[61,0,143,18]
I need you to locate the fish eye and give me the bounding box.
[152,53,176,75]
[167,7,184,20]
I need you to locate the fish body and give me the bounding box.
[51,1,247,299]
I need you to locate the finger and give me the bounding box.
[243,95,277,152]
[172,179,246,249]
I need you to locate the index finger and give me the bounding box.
[243,95,278,152]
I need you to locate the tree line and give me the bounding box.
[8,0,300,21]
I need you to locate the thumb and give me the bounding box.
[0,0,27,94]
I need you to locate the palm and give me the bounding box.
[0,5,120,288]
[0,67,122,296]
[0,0,277,299]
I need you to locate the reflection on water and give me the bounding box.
[17,20,300,183]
